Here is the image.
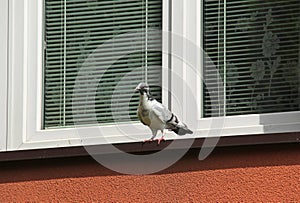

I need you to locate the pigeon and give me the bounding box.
[135,83,193,144]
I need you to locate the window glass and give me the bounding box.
[44,0,162,128]
[204,0,300,117]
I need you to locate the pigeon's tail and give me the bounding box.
[171,123,193,135]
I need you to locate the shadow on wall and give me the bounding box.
[0,143,299,184]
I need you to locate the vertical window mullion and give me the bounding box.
[223,0,226,117]
[145,0,148,84]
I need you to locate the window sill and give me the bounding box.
[0,132,299,162]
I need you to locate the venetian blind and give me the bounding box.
[204,0,300,117]
[44,0,162,128]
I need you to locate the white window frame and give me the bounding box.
[170,0,300,139]
[0,0,8,152]
[7,0,171,151]
[6,0,300,151]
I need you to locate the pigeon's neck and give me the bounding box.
[139,91,154,103]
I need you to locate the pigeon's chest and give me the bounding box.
[141,108,149,117]
[138,103,152,125]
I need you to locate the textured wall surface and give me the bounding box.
[0,143,299,202]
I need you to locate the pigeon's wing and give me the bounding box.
[150,100,193,135]
[151,101,173,124]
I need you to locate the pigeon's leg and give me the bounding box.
[155,130,166,145]
[143,129,157,143]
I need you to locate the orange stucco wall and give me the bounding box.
[0,143,299,202]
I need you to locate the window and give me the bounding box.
[5,0,300,152]
[169,0,300,138]
[7,0,167,151]
[189,0,300,138]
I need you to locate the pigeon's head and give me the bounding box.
[135,83,150,94]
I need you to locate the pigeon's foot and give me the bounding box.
[143,139,154,143]
[155,136,166,145]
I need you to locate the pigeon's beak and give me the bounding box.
[135,87,140,92]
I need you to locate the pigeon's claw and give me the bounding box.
[155,136,165,145]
